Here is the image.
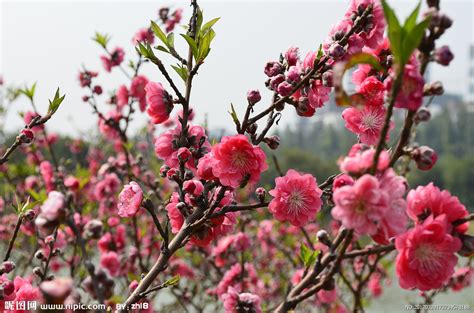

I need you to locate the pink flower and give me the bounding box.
[117,181,143,218]
[368,273,383,297]
[285,46,299,66]
[155,124,210,170]
[13,276,41,305]
[116,85,129,109]
[339,144,389,174]
[371,169,408,244]
[40,161,55,192]
[94,173,121,201]
[450,267,472,291]
[145,82,173,124]
[342,104,389,145]
[132,28,154,44]
[201,135,267,188]
[100,251,120,277]
[40,191,66,222]
[268,170,323,227]
[406,183,469,233]
[98,109,121,140]
[344,0,386,49]
[215,263,260,297]
[130,75,149,112]
[332,174,388,235]
[64,176,80,191]
[222,286,262,313]
[357,76,385,106]
[385,57,424,111]
[100,47,125,72]
[395,214,462,291]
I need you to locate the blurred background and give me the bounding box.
[1,1,474,311]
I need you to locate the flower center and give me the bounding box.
[362,113,379,129]
[232,151,250,169]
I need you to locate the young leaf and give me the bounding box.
[164,275,180,287]
[92,32,110,49]
[200,17,220,35]
[404,1,421,33]
[48,88,65,115]
[155,45,170,54]
[228,103,241,130]
[381,0,402,66]
[20,83,37,101]
[150,20,169,46]
[401,17,430,66]
[171,65,189,82]
[180,34,199,60]
[167,32,175,48]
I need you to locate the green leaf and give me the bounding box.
[167,32,175,48]
[382,0,402,66]
[92,32,110,49]
[198,30,213,61]
[195,9,203,35]
[200,17,220,35]
[171,65,189,82]
[401,17,430,65]
[228,103,241,129]
[155,45,170,54]
[180,34,199,60]
[299,244,318,267]
[404,1,421,33]
[20,83,37,101]
[164,275,180,287]
[150,20,169,46]
[48,88,65,115]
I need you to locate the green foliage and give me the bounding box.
[92,32,110,49]
[300,244,318,267]
[19,83,37,101]
[382,0,429,71]
[48,88,65,115]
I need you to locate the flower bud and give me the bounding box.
[264,61,283,77]
[412,146,438,171]
[45,235,56,245]
[424,81,444,96]
[317,230,332,246]
[19,129,34,144]
[84,219,103,239]
[82,95,89,102]
[414,107,431,124]
[1,261,16,274]
[35,250,45,260]
[277,81,293,96]
[439,14,453,29]
[458,234,474,257]
[269,74,285,91]
[159,165,170,178]
[255,187,266,202]
[264,135,280,150]
[177,147,192,162]
[247,123,258,135]
[93,85,103,95]
[24,209,36,221]
[166,168,179,180]
[33,267,43,277]
[3,281,14,296]
[286,66,301,83]
[322,70,333,87]
[296,97,309,115]
[427,0,439,8]
[434,45,454,66]
[247,89,261,105]
[329,43,346,59]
